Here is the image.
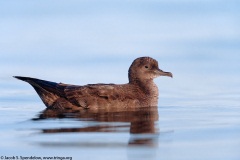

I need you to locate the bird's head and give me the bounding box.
[128,57,172,83]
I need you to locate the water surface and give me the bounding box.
[1,78,240,160]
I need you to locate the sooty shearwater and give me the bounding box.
[14,57,172,111]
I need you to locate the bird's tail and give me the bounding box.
[14,76,65,107]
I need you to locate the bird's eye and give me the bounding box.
[145,66,149,69]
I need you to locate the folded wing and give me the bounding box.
[64,84,124,108]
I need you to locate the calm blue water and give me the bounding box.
[0,0,240,160]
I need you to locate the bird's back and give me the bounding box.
[64,83,144,111]
[14,76,146,111]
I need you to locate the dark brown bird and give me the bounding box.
[14,57,172,112]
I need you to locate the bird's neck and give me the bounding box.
[130,78,159,97]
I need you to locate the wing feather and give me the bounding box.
[64,84,120,108]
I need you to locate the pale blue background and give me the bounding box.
[0,0,240,159]
[1,0,239,106]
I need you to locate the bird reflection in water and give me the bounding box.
[33,106,159,147]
